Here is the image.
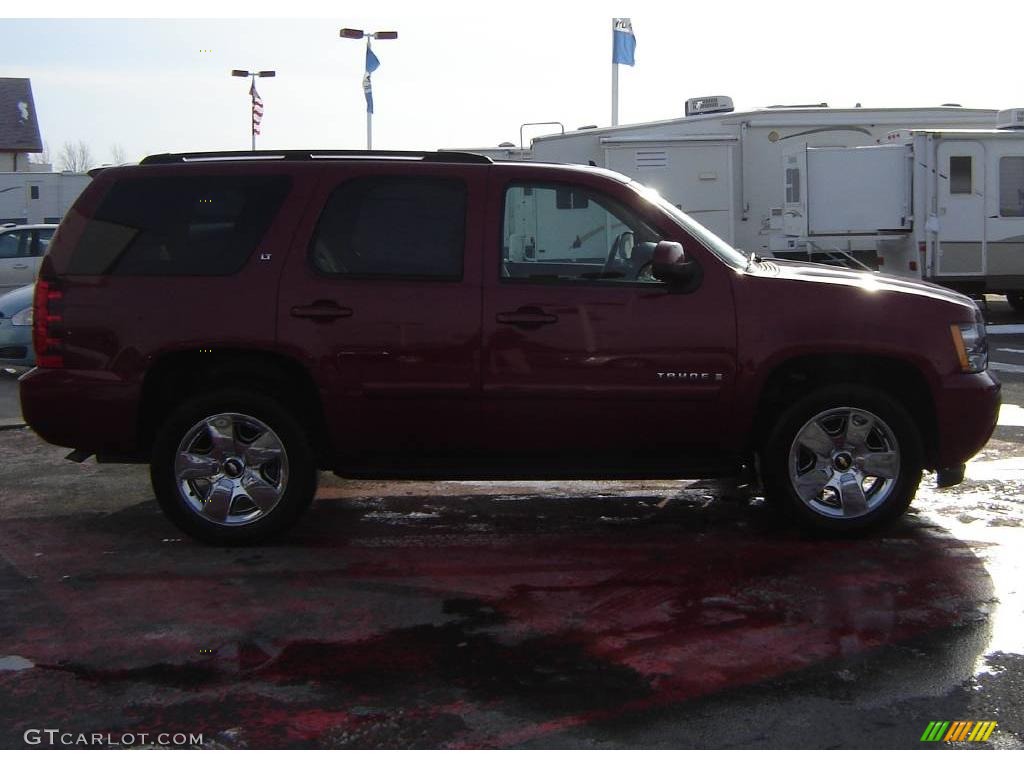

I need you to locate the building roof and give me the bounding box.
[0,78,42,154]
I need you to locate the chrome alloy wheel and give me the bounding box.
[174,412,289,527]
[787,407,900,519]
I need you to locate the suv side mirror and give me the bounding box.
[651,241,700,291]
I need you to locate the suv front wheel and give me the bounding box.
[762,385,923,533]
[150,389,318,544]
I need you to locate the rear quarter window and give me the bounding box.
[67,175,290,275]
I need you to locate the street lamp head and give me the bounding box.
[339,28,365,39]
[257,71,276,78]
[373,31,398,40]
[231,69,250,77]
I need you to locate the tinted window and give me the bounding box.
[950,156,972,194]
[67,175,290,275]
[310,177,466,279]
[501,183,664,284]
[999,156,1024,217]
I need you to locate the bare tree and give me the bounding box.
[110,143,127,165]
[28,141,51,167]
[58,140,95,173]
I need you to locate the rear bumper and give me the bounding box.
[19,368,140,454]
[933,370,1001,470]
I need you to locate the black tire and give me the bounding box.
[150,389,318,545]
[760,384,923,535]
[1007,291,1024,314]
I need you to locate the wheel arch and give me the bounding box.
[138,348,333,468]
[749,353,939,469]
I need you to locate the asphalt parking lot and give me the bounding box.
[0,299,1022,749]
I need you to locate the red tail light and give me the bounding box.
[32,262,64,368]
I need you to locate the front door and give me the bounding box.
[276,166,486,471]
[480,168,738,475]
[936,141,986,277]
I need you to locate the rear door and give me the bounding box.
[276,164,486,470]
[480,166,738,475]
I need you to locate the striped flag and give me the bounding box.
[250,81,264,136]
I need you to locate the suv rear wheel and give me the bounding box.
[150,389,317,544]
[761,385,923,533]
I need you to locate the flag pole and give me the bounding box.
[612,62,619,127]
[366,38,373,150]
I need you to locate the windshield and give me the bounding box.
[631,182,748,270]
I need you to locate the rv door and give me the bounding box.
[935,141,986,278]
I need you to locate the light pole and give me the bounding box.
[339,28,398,150]
[231,69,276,151]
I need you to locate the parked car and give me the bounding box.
[0,283,35,369]
[0,224,57,292]
[19,150,1001,544]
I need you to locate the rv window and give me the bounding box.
[950,156,972,195]
[785,168,800,204]
[30,186,39,200]
[999,157,1024,217]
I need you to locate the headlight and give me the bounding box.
[10,306,33,327]
[950,314,987,373]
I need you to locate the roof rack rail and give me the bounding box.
[139,149,493,165]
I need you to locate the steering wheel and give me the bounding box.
[603,231,634,274]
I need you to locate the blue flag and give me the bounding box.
[363,47,380,114]
[612,18,636,66]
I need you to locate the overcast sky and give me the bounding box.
[3,0,1019,166]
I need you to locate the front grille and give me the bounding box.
[0,346,28,359]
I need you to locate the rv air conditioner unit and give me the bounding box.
[685,95,734,117]
[996,108,1024,130]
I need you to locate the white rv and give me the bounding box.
[781,109,1024,308]
[0,171,90,225]
[518,99,1000,265]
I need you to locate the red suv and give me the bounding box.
[19,150,1000,543]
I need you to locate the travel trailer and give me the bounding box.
[780,109,1024,308]
[0,171,90,225]
[513,99,1001,265]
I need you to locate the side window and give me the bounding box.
[501,183,664,283]
[949,156,972,194]
[999,156,1024,217]
[0,231,23,258]
[36,230,53,255]
[67,175,290,276]
[310,177,466,279]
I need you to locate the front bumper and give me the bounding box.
[933,370,1001,471]
[0,318,33,367]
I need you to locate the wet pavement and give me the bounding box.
[0,305,1022,749]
